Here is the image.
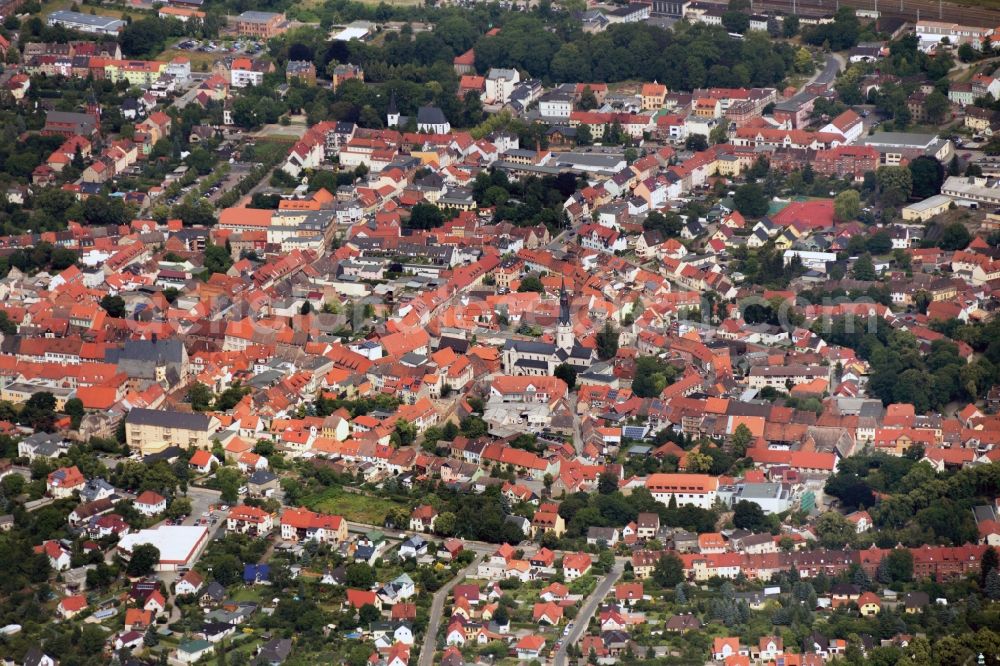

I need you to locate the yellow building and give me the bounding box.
[902,194,952,222]
[530,511,566,538]
[104,60,166,87]
[641,82,667,111]
[2,381,74,410]
[125,407,218,456]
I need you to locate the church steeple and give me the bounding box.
[557,278,573,351]
[386,91,400,128]
[559,278,570,325]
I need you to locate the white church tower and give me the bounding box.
[557,279,574,351]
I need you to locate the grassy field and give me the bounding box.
[306,486,407,525]
[42,0,130,18]
[158,48,219,69]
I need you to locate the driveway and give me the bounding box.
[417,553,486,666]
[553,559,625,666]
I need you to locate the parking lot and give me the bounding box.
[173,38,264,56]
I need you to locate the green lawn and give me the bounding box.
[305,487,407,525]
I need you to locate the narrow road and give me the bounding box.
[801,52,844,92]
[418,553,485,666]
[553,559,624,666]
[569,393,583,455]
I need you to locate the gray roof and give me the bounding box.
[238,10,282,21]
[48,10,124,29]
[862,132,940,149]
[125,408,211,431]
[107,338,185,365]
[248,470,278,485]
[417,106,448,126]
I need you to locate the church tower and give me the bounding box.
[386,91,400,128]
[557,279,574,351]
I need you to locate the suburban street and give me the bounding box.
[553,559,625,666]
[418,552,486,666]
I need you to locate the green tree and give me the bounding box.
[345,563,376,588]
[852,253,877,281]
[794,48,815,74]
[358,603,381,624]
[518,276,545,293]
[987,569,1000,599]
[938,222,971,251]
[709,123,728,145]
[595,321,619,360]
[685,134,708,152]
[166,497,192,520]
[188,382,214,411]
[925,90,950,124]
[392,419,417,447]
[733,500,771,532]
[833,189,861,222]
[730,423,754,457]
[684,450,713,473]
[435,511,456,536]
[866,230,893,255]
[783,15,800,37]
[99,295,126,318]
[64,397,84,429]
[204,243,233,275]
[216,467,241,504]
[733,183,769,217]
[554,363,577,390]
[909,156,944,199]
[880,548,914,583]
[406,203,445,230]
[126,544,160,576]
[876,165,913,206]
[815,511,855,549]
[982,546,999,586]
[652,553,684,587]
[644,210,683,237]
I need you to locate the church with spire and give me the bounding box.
[501,280,596,376]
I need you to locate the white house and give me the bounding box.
[408,505,438,532]
[820,109,864,144]
[134,491,167,517]
[485,68,520,105]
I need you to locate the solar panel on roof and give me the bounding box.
[623,425,648,439]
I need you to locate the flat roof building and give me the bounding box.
[47,10,125,35]
[118,525,209,571]
[902,194,953,221]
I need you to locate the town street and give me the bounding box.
[418,552,486,666]
[553,559,625,666]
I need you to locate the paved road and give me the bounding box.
[812,52,844,87]
[569,392,583,455]
[179,485,222,528]
[553,559,625,666]
[418,553,485,666]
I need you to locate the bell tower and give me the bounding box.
[557,279,574,351]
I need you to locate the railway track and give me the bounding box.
[707,0,1000,27]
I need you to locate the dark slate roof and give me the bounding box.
[125,408,211,430]
[417,106,448,126]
